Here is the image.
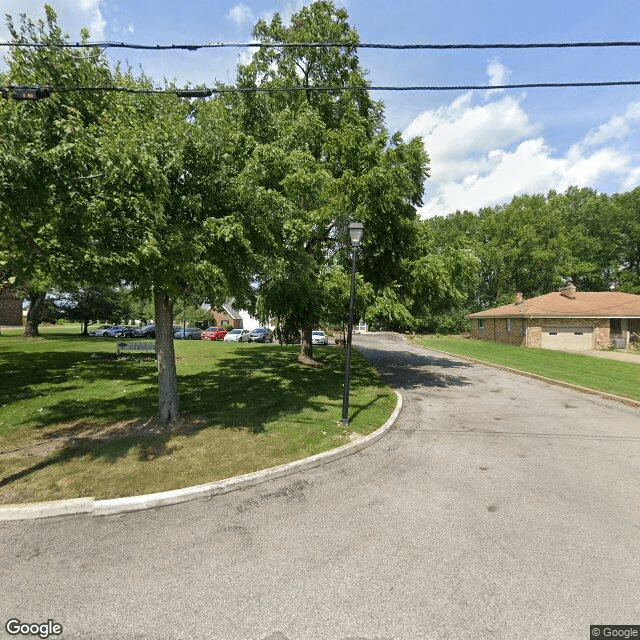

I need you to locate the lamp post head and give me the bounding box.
[348,221,364,248]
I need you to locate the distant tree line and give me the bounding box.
[413,186,640,333]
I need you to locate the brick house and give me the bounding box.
[207,301,243,329]
[468,283,640,351]
[0,286,22,325]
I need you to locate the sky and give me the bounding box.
[2,0,640,218]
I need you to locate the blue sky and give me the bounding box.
[3,0,640,217]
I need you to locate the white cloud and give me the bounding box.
[487,58,510,87]
[581,101,640,147]
[404,92,540,183]
[404,62,640,217]
[227,4,254,26]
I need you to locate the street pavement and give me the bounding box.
[1,333,639,640]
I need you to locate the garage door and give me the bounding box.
[541,326,593,350]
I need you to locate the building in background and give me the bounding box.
[469,284,640,351]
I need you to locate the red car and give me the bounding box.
[201,327,228,341]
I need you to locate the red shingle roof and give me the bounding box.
[469,291,640,318]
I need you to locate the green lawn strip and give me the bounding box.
[412,335,640,402]
[0,329,395,504]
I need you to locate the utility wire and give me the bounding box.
[4,80,640,100]
[2,40,640,51]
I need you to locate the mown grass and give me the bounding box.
[412,334,640,401]
[0,325,396,504]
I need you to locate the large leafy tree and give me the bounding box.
[1,6,256,425]
[230,1,428,362]
[0,5,113,336]
[613,187,640,293]
[86,87,257,424]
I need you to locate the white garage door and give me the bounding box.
[541,326,593,350]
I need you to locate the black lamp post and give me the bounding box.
[341,221,364,427]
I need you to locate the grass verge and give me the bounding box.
[0,326,396,504]
[412,334,640,402]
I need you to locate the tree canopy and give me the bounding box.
[229,0,429,361]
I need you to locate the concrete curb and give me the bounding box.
[0,390,403,522]
[410,340,640,409]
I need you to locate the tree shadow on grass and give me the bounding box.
[0,345,157,405]
[0,429,182,490]
[0,346,386,492]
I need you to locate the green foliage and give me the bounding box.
[231,1,429,348]
[0,5,113,306]
[54,287,135,328]
[418,185,637,322]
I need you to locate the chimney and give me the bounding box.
[559,282,577,299]
[515,292,523,304]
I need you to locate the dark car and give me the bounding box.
[174,327,203,340]
[248,327,274,343]
[134,324,155,339]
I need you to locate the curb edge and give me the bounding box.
[0,390,403,522]
[409,339,640,409]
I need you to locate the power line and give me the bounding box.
[4,80,640,100]
[2,40,640,51]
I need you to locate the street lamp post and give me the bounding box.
[341,221,364,427]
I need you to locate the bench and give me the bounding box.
[116,342,156,356]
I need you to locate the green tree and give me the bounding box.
[1,6,256,425]
[0,5,113,336]
[86,87,256,424]
[55,287,135,334]
[232,1,428,362]
[613,187,640,293]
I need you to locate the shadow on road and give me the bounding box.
[355,339,472,390]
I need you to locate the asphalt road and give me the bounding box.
[2,333,639,640]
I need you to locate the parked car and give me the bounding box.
[90,325,126,337]
[311,330,329,345]
[223,328,251,342]
[201,327,228,341]
[134,324,155,339]
[248,327,274,343]
[121,326,138,338]
[89,325,111,337]
[174,327,203,340]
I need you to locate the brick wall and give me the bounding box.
[471,316,610,348]
[470,317,526,346]
[208,309,242,329]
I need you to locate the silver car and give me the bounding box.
[223,328,251,342]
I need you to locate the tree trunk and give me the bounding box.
[24,292,46,338]
[82,318,89,336]
[154,288,180,426]
[298,323,322,366]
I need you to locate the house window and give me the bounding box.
[506,319,512,333]
[478,319,485,330]
[520,319,526,336]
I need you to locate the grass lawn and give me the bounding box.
[0,325,396,504]
[412,334,640,402]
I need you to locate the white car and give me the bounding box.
[223,328,251,342]
[311,330,328,345]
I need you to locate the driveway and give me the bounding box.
[570,349,640,363]
[1,333,639,640]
